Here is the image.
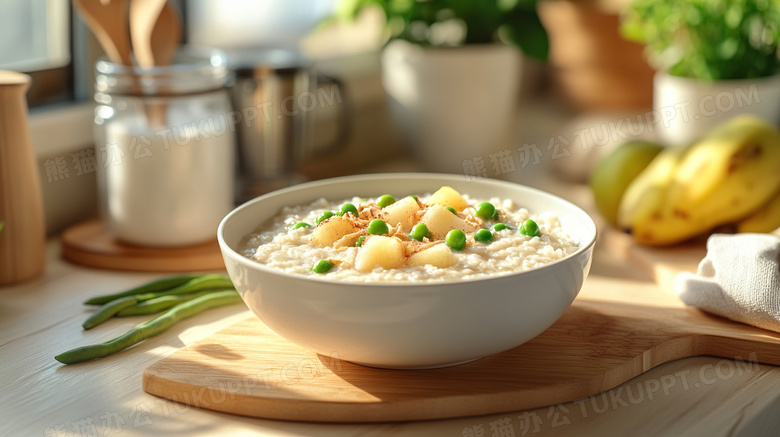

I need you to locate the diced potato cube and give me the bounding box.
[381,196,421,231]
[428,186,469,211]
[407,244,457,268]
[420,205,477,240]
[355,236,405,272]
[310,217,358,247]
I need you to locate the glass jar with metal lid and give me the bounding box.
[93,47,235,247]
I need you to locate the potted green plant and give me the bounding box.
[335,0,549,173]
[621,0,780,145]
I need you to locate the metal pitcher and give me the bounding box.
[227,48,349,202]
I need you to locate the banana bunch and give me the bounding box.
[590,115,780,246]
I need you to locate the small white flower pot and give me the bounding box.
[653,72,780,146]
[381,40,521,173]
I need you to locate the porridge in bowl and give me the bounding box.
[240,186,579,282]
[219,173,597,368]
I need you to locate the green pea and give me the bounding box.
[367,219,389,235]
[316,211,335,224]
[409,223,430,241]
[492,209,499,220]
[491,223,512,232]
[377,194,396,208]
[292,222,311,229]
[445,206,457,215]
[312,260,334,274]
[445,229,466,251]
[474,229,493,243]
[519,219,541,237]
[475,202,496,220]
[355,235,366,247]
[340,203,358,217]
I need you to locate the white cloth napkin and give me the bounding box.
[674,233,780,333]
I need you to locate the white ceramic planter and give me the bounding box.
[381,40,521,173]
[653,72,780,146]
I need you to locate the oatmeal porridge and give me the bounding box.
[240,186,580,282]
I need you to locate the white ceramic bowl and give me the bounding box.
[218,173,597,369]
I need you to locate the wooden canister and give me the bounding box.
[0,71,46,285]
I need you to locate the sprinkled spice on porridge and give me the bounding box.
[240,186,580,282]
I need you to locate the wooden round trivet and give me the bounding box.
[61,219,225,272]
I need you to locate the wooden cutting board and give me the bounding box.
[599,228,709,291]
[142,264,780,423]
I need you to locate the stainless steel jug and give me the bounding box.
[227,48,349,202]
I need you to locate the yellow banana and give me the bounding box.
[617,146,688,244]
[589,140,665,227]
[736,189,780,233]
[619,115,780,245]
[667,116,780,222]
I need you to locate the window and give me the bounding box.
[0,0,74,107]
[186,0,337,50]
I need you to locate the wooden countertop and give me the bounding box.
[3,179,780,437]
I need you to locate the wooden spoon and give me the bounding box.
[150,2,182,66]
[130,1,182,127]
[73,0,132,65]
[129,0,168,68]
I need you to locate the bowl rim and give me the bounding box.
[217,172,597,288]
